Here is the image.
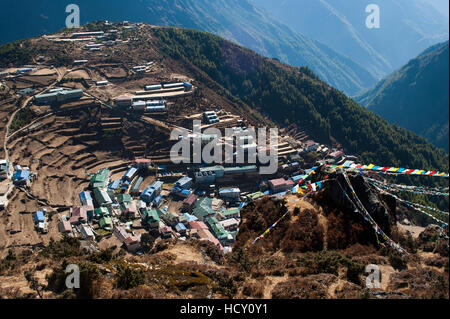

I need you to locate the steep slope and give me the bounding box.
[152,27,449,174]
[254,0,449,78]
[356,41,449,152]
[0,0,377,95]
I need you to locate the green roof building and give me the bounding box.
[222,208,239,219]
[247,191,264,201]
[209,221,229,241]
[99,216,113,230]
[94,207,109,218]
[205,216,220,227]
[142,209,160,227]
[223,165,257,174]
[93,187,112,206]
[193,197,216,220]
[117,194,132,203]
[90,169,110,188]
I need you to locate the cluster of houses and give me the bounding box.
[114,81,194,110]
[53,145,347,254]
[55,159,254,253]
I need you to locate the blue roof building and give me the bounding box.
[182,213,198,222]
[79,191,94,207]
[174,176,193,190]
[33,210,45,223]
[175,222,187,233]
[153,195,162,207]
[13,170,30,185]
[123,167,138,181]
[141,181,163,203]
[291,174,308,182]
[219,188,240,200]
[108,180,120,190]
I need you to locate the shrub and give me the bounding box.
[41,237,82,259]
[197,240,224,265]
[388,252,408,271]
[115,264,145,290]
[346,262,365,285]
[280,209,324,253]
[88,248,115,264]
[46,261,101,298]
[242,281,264,298]
[298,251,344,276]
[140,233,155,253]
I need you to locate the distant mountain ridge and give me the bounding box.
[355,41,449,152]
[0,0,377,95]
[253,0,449,80]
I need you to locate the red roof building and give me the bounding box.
[189,220,208,230]
[197,229,223,251]
[182,194,198,212]
[268,178,295,193]
[69,206,88,224]
[124,235,141,252]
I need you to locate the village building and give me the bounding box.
[34,89,83,104]
[123,167,138,181]
[219,218,239,231]
[223,165,258,176]
[220,208,240,220]
[203,111,219,124]
[80,225,95,240]
[108,180,120,191]
[113,226,130,242]
[94,207,109,219]
[303,140,319,153]
[196,228,223,250]
[33,210,46,224]
[93,188,113,206]
[69,206,89,225]
[12,170,30,186]
[218,187,240,201]
[246,191,265,201]
[195,165,224,184]
[327,150,344,163]
[133,158,152,169]
[141,181,163,203]
[189,220,209,230]
[174,176,193,190]
[160,226,173,239]
[79,191,94,207]
[193,197,217,220]
[141,208,160,228]
[58,220,72,234]
[99,216,113,230]
[114,95,133,107]
[182,213,198,223]
[268,178,295,193]
[182,194,198,213]
[130,176,144,196]
[0,159,10,180]
[175,222,187,234]
[124,236,141,253]
[89,169,110,188]
[205,217,230,242]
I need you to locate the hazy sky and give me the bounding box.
[423,0,449,18]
